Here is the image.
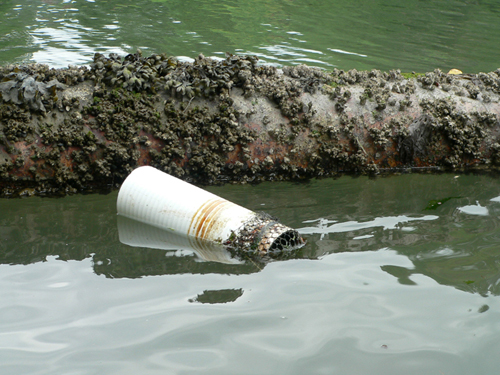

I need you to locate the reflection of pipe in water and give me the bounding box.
[117,215,241,264]
[116,166,304,257]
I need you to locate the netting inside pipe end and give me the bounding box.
[268,228,304,253]
[225,214,305,256]
[257,222,305,255]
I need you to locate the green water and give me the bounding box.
[2,174,500,374]
[2,0,500,373]
[1,0,500,72]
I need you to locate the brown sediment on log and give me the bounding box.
[1,51,500,196]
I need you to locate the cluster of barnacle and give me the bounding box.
[241,76,302,135]
[418,71,441,90]
[312,144,371,176]
[417,68,469,92]
[282,65,331,94]
[89,51,267,100]
[331,68,369,85]
[329,68,404,87]
[317,141,349,167]
[6,50,499,194]
[5,82,157,195]
[464,81,480,99]
[325,68,414,116]
[89,53,331,155]
[0,63,88,124]
[418,98,492,166]
[268,124,293,144]
[0,104,32,142]
[442,115,486,158]
[0,67,67,111]
[477,70,500,94]
[308,112,381,175]
[391,80,415,95]
[359,80,390,110]
[262,77,301,115]
[129,94,256,184]
[416,69,499,102]
[368,125,393,147]
[81,88,165,179]
[89,51,174,92]
[334,88,352,112]
[18,117,103,192]
[86,52,432,182]
[175,53,257,97]
[390,117,411,139]
[99,143,140,178]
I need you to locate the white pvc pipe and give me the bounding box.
[117,166,304,255]
[117,166,254,242]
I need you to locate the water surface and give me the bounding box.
[1,0,499,72]
[2,1,500,373]
[2,173,500,374]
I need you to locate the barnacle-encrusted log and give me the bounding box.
[1,51,500,196]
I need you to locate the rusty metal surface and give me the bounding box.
[2,55,500,196]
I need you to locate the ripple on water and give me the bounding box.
[458,203,489,216]
[2,175,500,374]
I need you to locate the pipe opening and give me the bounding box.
[224,215,305,256]
[268,229,304,253]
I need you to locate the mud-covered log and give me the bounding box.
[1,51,500,196]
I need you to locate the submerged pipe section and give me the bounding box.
[1,51,500,196]
[117,215,242,264]
[117,166,304,257]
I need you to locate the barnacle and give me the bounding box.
[0,71,67,111]
[2,48,500,197]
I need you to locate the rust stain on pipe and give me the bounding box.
[189,198,231,241]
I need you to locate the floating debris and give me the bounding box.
[117,166,305,258]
